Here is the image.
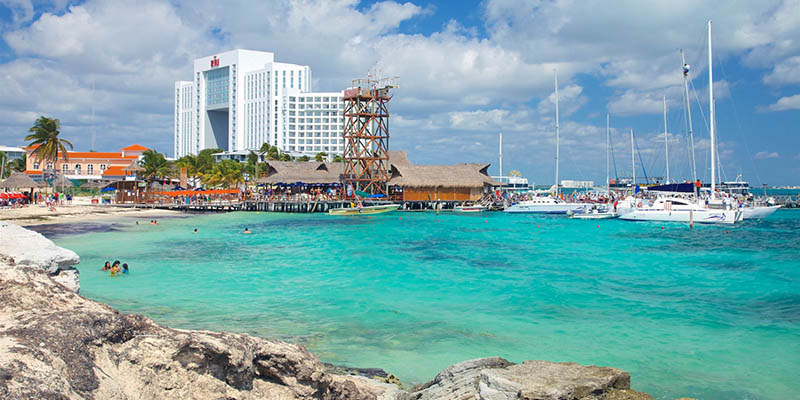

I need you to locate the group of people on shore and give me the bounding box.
[101,260,129,276]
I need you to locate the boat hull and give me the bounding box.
[455,206,486,213]
[571,213,619,220]
[328,204,400,216]
[619,208,740,224]
[741,205,780,219]
[504,203,583,214]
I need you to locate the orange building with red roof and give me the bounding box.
[25,145,149,181]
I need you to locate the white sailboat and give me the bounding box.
[505,70,583,214]
[621,20,742,225]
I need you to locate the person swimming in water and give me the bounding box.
[101,261,111,271]
[193,228,198,233]
[122,263,129,274]
[110,260,121,276]
[243,228,251,234]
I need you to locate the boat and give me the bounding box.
[328,204,400,216]
[619,20,742,225]
[620,197,741,224]
[568,204,619,219]
[504,196,583,214]
[455,204,487,213]
[741,204,780,219]
[504,71,584,214]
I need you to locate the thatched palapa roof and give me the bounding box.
[388,163,500,189]
[256,161,343,184]
[51,175,75,188]
[0,172,43,189]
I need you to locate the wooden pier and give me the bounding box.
[123,199,481,213]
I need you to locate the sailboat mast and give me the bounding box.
[630,128,635,189]
[681,49,697,191]
[606,114,610,195]
[554,71,560,196]
[499,132,503,179]
[708,20,716,195]
[663,95,670,184]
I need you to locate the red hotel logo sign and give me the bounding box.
[211,56,219,68]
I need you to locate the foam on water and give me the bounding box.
[52,210,800,400]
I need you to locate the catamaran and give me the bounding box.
[621,20,742,225]
[504,71,583,214]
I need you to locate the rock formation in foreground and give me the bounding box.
[0,221,654,399]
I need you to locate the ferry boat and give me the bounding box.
[328,204,400,216]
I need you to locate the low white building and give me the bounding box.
[174,49,344,159]
[0,146,25,161]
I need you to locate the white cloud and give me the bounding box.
[754,151,779,159]
[763,94,800,111]
[763,56,800,85]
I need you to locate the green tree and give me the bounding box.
[278,152,293,161]
[297,155,311,162]
[266,146,280,160]
[9,155,26,173]
[201,159,243,188]
[333,155,343,163]
[0,151,7,179]
[197,148,221,174]
[175,154,199,186]
[139,149,172,181]
[314,152,327,162]
[25,116,73,181]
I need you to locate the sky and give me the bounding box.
[0,0,798,185]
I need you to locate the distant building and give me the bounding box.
[24,144,148,181]
[387,151,500,202]
[561,180,594,189]
[174,49,344,160]
[0,145,25,161]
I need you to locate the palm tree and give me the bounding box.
[314,152,327,162]
[139,149,172,182]
[25,116,73,189]
[175,154,200,186]
[9,155,26,173]
[200,160,243,189]
[333,155,343,163]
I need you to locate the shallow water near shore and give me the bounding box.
[51,210,800,400]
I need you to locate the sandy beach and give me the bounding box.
[0,197,183,226]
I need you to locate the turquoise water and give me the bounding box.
[50,210,799,400]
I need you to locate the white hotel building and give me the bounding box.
[174,49,344,159]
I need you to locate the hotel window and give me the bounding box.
[87,165,94,174]
[75,164,81,173]
[62,163,68,172]
[100,164,107,171]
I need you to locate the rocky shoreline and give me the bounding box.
[0,221,657,399]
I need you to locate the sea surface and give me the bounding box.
[48,210,799,400]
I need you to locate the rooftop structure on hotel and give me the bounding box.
[174,49,345,159]
[24,144,148,181]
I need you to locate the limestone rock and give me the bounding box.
[0,221,80,271]
[410,358,652,400]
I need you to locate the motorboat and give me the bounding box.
[568,204,619,219]
[455,204,487,213]
[504,196,584,214]
[328,204,400,216]
[741,204,780,219]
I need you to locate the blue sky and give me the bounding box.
[0,0,798,185]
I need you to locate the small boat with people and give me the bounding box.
[328,204,400,216]
[568,204,619,219]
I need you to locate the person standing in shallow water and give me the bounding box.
[101,261,111,271]
[243,228,251,234]
[122,264,129,274]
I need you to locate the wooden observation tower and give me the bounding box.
[342,75,398,196]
